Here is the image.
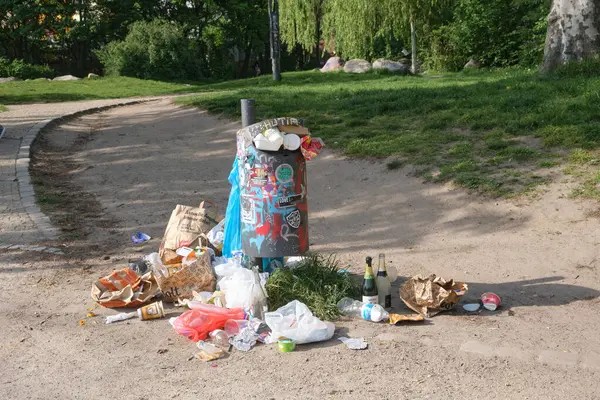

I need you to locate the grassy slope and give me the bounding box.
[177,68,600,198]
[0,76,205,105]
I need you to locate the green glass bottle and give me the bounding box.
[362,256,378,304]
[376,253,392,309]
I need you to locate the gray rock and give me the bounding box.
[87,73,100,79]
[343,59,372,73]
[320,57,344,72]
[372,59,409,74]
[53,75,81,81]
[464,59,482,69]
[0,77,22,83]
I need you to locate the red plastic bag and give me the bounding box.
[171,305,246,342]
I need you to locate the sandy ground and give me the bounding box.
[2,99,600,399]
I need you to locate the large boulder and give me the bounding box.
[464,59,482,69]
[343,59,372,73]
[87,73,100,79]
[372,59,409,74]
[320,57,344,72]
[53,75,81,81]
[0,77,22,83]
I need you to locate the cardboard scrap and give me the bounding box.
[154,250,216,303]
[91,268,159,308]
[399,274,468,317]
[278,125,310,137]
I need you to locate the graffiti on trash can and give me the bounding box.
[239,146,309,257]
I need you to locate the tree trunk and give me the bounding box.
[269,0,282,81]
[314,7,321,67]
[541,0,600,72]
[410,14,417,74]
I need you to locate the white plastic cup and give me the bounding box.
[283,134,301,151]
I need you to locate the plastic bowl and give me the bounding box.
[481,292,501,311]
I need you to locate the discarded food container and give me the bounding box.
[277,338,296,352]
[209,329,230,347]
[283,133,301,151]
[137,301,165,320]
[196,341,225,361]
[462,303,481,312]
[481,292,501,311]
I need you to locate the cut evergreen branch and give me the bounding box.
[265,253,360,321]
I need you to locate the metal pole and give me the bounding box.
[241,98,261,268]
[241,99,255,128]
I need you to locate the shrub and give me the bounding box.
[96,19,203,81]
[422,0,549,71]
[0,58,55,79]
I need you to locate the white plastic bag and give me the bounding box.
[214,258,244,281]
[218,267,267,318]
[264,300,335,345]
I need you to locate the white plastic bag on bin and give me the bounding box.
[264,300,335,345]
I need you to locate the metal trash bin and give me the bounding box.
[236,118,309,258]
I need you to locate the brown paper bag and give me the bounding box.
[155,250,216,302]
[399,274,468,317]
[159,201,219,264]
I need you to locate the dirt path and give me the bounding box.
[2,99,600,399]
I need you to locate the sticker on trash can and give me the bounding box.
[278,194,302,207]
[241,197,256,224]
[286,209,301,229]
[275,164,294,183]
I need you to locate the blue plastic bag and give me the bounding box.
[222,158,242,257]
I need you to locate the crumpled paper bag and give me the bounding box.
[399,274,468,317]
[91,268,159,308]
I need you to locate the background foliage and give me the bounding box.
[0,0,552,79]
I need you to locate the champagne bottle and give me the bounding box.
[362,256,378,304]
[376,253,392,309]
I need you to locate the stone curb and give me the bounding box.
[14,98,160,241]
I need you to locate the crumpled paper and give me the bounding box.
[338,336,368,350]
[399,274,468,317]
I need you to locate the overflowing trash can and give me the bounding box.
[234,117,320,258]
[239,146,308,257]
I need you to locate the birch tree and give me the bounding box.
[541,0,600,72]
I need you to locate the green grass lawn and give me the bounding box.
[0,104,7,112]
[0,76,205,105]
[177,67,600,198]
[3,67,599,198]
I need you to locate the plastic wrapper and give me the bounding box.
[207,219,225,252]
